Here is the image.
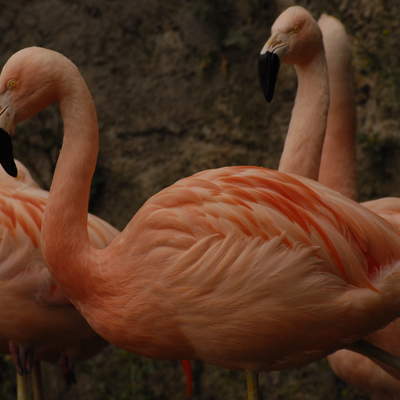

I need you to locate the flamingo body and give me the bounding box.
[74,166,400,371]
[329,197,400,398]
[0,159,117,363]
[364,198,400,231]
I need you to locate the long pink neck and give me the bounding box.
[278,53,329,179]
[42,67,99,302]
[318,56,357,200]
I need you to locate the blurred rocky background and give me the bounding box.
[0,0,399,398]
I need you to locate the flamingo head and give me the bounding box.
[0,47,65,176]
[258,6,323,102]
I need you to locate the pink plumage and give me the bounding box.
[1,45,400,392]
[69,165,400,371]
[0,158,117,371]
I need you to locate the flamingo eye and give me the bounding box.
[288,23,302,34]
[6,79,17,90]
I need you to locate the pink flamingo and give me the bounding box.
[260,6,400,396]
[0,158,118,400]
[317,13,400,399]
[0,65,192,399]
[2,42,400,400]
[262,9,400,397]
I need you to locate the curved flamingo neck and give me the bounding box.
[42,66,99,302]
[278,52,329,179]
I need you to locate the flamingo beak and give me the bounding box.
[258,35,287,102]
[258,51,280,102]
[0,104,17,177]
[0,128,17,177]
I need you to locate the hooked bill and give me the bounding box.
[0,128,17,177]
[258,52,280,102]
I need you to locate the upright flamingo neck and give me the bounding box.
[278,52,329,179]
[319,58,357,200]
[42,68,99,302]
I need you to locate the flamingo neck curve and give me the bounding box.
[41,66,99,302]
[278,52,329,179]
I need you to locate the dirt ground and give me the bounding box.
[0,0,399,398]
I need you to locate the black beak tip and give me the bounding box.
[3,161,18,177]
[258,51,280,103]
[0,128,17,177]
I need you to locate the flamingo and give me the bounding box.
[261,8,400,397]
[3,43,400,400]
[0,157,119,400]
[258,6,400,394]
[0,156,193,400]
[317,13,400,399]
[0,128,194,400]
[0,160,38,400]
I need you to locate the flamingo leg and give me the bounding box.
[180,360,193,398]
[32,362,45,400]
[10,342,35,400]
[245,370,261,400]
[346,340,400,375]
[60,354,76,387]
[9,341,34,375]
[16,372,31,400]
